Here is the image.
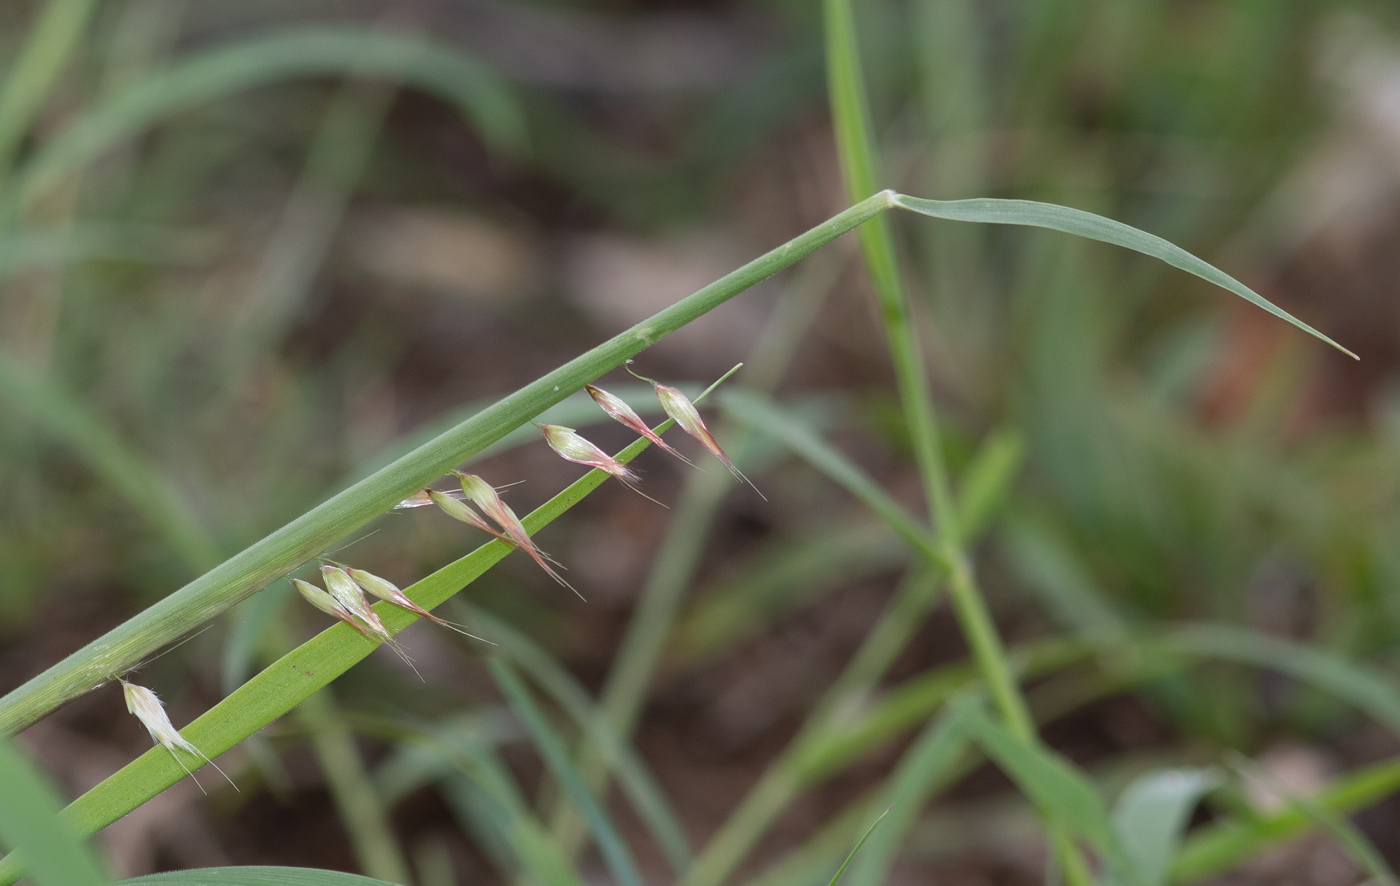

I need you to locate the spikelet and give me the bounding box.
[540,424,640,483]
[428,489,511,543]
[652,381,763,498]
[293,577,372,639]
[346,566,490,643]
[455,471,582,599]
[397,488,471,510]
[395,490,435,509]
[319,565,422,677]
[585,384,695,466]
[120,679,237,794]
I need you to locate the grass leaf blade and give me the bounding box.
[893,194,1354,359]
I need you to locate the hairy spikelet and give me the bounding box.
[346,566,489,642]
[653,382,763,498]
[541,423,640,482]
[585,384,694,465]
[454,472,581,598]
[120,679,237,793]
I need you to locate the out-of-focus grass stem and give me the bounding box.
[0,0,98,186]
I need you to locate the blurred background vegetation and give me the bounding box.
[5,0,1400,883]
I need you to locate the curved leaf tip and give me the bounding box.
[892,193,1358,360]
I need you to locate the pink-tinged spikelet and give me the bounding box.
[454,471,582,599]
[428,489,511,543]
[585,384,694,466]
[346,567,489,643]
[653,382,763,498]
[120,679,237,793]
[540,423,640,482]
[397,488,472,510]
[395,490,435,509]
[293,578,369,638]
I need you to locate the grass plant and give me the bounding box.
[2,2,1398,885]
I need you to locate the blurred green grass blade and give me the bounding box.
[1172,755,1400,882]
[893,194,1355,359]
[0,191,891,740]
[823,807,890,886]
[401,719,585,886]
[0,737,108,886]
[0,351,220,571]
[675,520,905,665]
[0,224,212,277]
[1104,769,1218,886]
[464,606,693,874]
[489,659,645,886]
[296,691,411,885]
[824,0,957,540]
[953,698,1119,854]
[846,710,971,886]
[954,427,1024,541]
[0,0,99,180]
[1168,624,1400,736]
[118,867,397,885]
[797,638,1090,780]
[1002,515,1127,635]
[720,390,941,565]
[1227,755,1398,886]
[9,26,525,211]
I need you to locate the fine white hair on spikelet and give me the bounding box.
[119,679,237,794]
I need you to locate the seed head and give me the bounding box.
[120,678,236,793]
[653,382,763,498]
[541,423,640,482]
[346,566,490,643]
[321,565,396,644]
[293,577,359,631]
[454,472,581,599]
[585,384,694,466]
[428,489,510,542]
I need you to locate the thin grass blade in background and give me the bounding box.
[489,659,645,886]
[117,867,399,885]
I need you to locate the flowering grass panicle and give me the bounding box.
[120,678,236,793]
[585,384,695,465]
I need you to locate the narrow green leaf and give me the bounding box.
[955,427,1024,540]
[1172,755,1400,881]
[0,737,108,886]
[1228,754,1398,886]
[117,866,397,885]
[893,194,1355,359]
[719,390,942,566]
[0,351,220,571]
[1168,624,1400,736]
[954,698,1118,851]
[824,807,890,886]
[846,710,972,886]
[9,27,525,211]
[489,659,645,886]
[1105,768,1218,886]
[464,606,693,874]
